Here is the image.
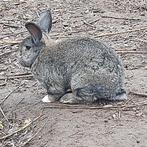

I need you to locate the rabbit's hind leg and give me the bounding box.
[109,88,127,101]
[74,85,98,103]
[59,93,82,104]
[60,85,98,104]
[112,91,127,101]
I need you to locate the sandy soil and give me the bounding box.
[0,0,147,147]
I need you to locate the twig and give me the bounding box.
[123,97,134,106]
[116,51,147,54]
[0,45,9,49]
[42,100,147,110]
[0,106,9,122]
[0,74,33,81]
[6,73,32,77]
[0,82,25,105]
[6,98,25,117]
[88,19,100,24]
[0,114,43,141]
[0,83,6,86]
[0,51,15,58]
[0,73,33,80]
[0,81,7,86]
[21,123,46,147]
[101,15,141,21]
[129,91,147,97]
[83,20,95,28]
[0,40,21,45]
[42,104,117,110]
[133,39,147,44]
[0,30,26,40]
[0,22,19,28]
[0,67,7,72]
[1,23,20,29]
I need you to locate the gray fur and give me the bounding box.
[19,10,127,104]
[37,9,52,33]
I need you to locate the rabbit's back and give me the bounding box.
[38,37,122,71]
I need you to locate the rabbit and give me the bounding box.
[19,9,127,104]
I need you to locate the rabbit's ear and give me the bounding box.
[25,22,42,45]
[37,9,52,33]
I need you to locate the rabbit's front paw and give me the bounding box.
[42,95,56,103]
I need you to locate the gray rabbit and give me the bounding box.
[19,9,127,104]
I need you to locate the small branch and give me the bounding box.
[0,51,15,58]
[138,39,147,44]
[6,98,25,117]
[42,100,147,110]
[0,81,7,87]
[0,22,20,29]
[101,15,141,21]
[42,105,118,110]
[83,20,96,28]
[129,91,147,97]
[0,31,26,40]
[21,123,46,147]
[88,19,100,24]
[130,39,147,44]
[0,74,33,81]
[0,106,9,122]
[0,114,43,141]
[116,51,147,54]
[0,45,9,49]
[0,40,21,45]
[6,73,32,77]
[0,82,25,105]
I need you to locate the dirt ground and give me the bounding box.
[0,0,147,147]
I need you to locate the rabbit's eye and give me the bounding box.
[26,46,31,50]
